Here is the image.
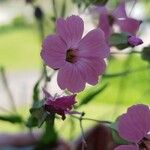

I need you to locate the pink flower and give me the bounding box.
[115,104,150,150]
[43,89,77,120]
[94,0,142,46]
[41,15,109,93]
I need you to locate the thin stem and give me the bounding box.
[79,113,87,150]
[71,114,111,124]
[0,67,17,113]
[52,0,58,20]
[129,0,137,16]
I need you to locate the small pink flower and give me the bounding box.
[43,89,77,120]
[94,0,142,45]
[41,15,109,93]
[115,104,150,150]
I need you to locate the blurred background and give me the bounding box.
[0,0,150,140]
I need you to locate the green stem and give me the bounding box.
[35,114,58,150]
[42,114,57,145]
[52,0,58,21]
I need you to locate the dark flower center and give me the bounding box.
[139,137,150,150]
[66,49,76,63]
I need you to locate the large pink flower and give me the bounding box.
[41,15,109,93]
[43,89,77,120]
[115,104,150,150]
[95,0,142,46]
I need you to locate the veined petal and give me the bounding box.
[112,0,127,19]
[76,58,106,85]
[41,35,67,69]
[118,104,150,143]
[78,28,110,58]
[54,95,76,110]
[56,15,84,48]
[116,18,141,35]
[114,145,139,150]
[57,63,85,93]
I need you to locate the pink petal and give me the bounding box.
[41,35,67,69]
[57,63,85,93]
[115,145,139,150]
[112,1,127,19]
[98,14,111,40]
[76,58,106,85]
[56,15,84,48]
[118,104,150,143]
[54,95,76,110]
[78,28,110,58]
[116,18,141,35]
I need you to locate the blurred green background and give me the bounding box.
[0,0,150,140]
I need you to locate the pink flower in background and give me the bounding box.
[94,0,142,46]
[115,104,150,150]
[41,15,109,93]
[43,89,76,120]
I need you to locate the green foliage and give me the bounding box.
[41,118,57,145]
[26,116,38,128]
[141,46,150,62]
[33,82,41,102]
[78,83,108,107]
[0,115,23,124]
[109,122,129,145]
[111,129,129,145]
[109,33,129,50]
[29,101,47,128]
[72,0,108,9]
[11,16,30,27]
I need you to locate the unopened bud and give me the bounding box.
[34,7,43,20]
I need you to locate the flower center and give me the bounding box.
[66,49,76,63]
[139,138,150,150]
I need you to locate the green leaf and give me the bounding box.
[78,83,108,107]
[33,81,40,102]
[93,0,109,5]
[41,117,57,145]
[141,46,150,62]
[109,33,129,50]
[0,115,23,124]
[26,116,38,128]
[61,0,67,17]
[111,129,129,145]
[30,101,47,127]
[109,122,129,145]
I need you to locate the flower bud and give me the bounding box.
[34,7,43,20]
